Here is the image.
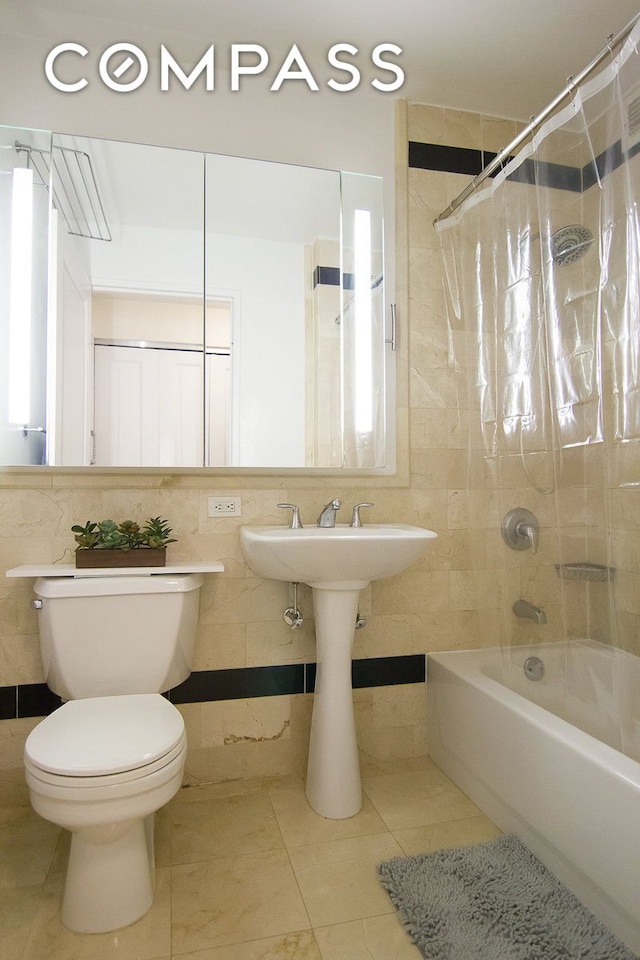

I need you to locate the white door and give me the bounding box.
[206,351,231,466]
[94,343,231,467]
[94,344,159,466]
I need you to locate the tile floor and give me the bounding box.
[1,755,501,959]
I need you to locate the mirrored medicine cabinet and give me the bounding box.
[0,124,391,471]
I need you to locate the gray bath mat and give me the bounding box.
[378,834,638,960]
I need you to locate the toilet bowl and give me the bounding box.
[22,571,204,932]
[25,693,186,933]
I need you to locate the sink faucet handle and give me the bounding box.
[277,503,303,528]
[350,502,374,527]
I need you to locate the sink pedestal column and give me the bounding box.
[305,585,364,819]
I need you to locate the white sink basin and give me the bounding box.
[240,520,437,819]
[240,523,437,589]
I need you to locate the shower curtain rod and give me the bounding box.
[434,13,640,225]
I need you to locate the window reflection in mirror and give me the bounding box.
[0,126,387,470]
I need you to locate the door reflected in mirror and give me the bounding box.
[0,126,388,470]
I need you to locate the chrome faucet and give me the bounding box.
[513,599,547,624]
[317,498,342,527]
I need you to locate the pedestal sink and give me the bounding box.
[240,523,437,819]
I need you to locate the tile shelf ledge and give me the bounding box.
[6,561,225,578]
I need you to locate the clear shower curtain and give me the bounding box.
[436,21,640,658]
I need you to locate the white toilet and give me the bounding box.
[23,573,203,934]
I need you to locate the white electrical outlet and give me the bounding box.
[208,496,242,517]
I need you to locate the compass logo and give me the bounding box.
[44,42,405,93]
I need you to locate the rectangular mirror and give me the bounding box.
[0,126,388,470]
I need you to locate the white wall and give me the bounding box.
[211,234,306,467]
[0,35,396,191]
[90,224,203,296]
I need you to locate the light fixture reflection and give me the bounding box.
[354,208,373,434]
[9,167,33,425]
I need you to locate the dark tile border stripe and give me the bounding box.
[2,654,426,719]
[408,141,498,177]
[169,664,305,704]
[0,686,16,720]
[303,654,425,694]
[410,136,640,196]
[312,266,355,290]
[17,684,63,718]
[353,654,425,688]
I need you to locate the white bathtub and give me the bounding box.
[427,641,640,954]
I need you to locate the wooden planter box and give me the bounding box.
[75,548,167,569]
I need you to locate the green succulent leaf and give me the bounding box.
[71,516,177,551]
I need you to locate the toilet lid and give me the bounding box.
[25,694,185,776]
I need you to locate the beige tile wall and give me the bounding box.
[412,101,636,661]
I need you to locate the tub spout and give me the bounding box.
[513,599,547,624]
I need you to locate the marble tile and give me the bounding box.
[170,776,270,803]
[218,695,292,746]
[193,623,247,671]
[0,718,41,771]
[171,849,310,953]
[182,742,249,786]
[314,915,421,959]
[287,833,403,927]
[246,618,316,666]
[240,734,309,780]
[0,767,33,823]
[46,828,71,878]
[393,814,502,856]
[0,883,44,959]
[268,776,388,847]
[407,103,446,144]
[444,108,482,150]
[362,760,482,831]
[175,929,323,959]
[22,867,172,960]
[0,815,61,887]
[169,791,285,863]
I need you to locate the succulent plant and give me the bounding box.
[142,516,177,549]
[72,516,177,550]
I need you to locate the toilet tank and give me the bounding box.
[33,573,204,700]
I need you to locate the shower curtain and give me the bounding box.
[436,21,640,658]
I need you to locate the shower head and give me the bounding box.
[550,224,593,266]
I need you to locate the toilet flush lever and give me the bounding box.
[31,600,42,610]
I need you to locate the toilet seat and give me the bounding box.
[25,693,185,779]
